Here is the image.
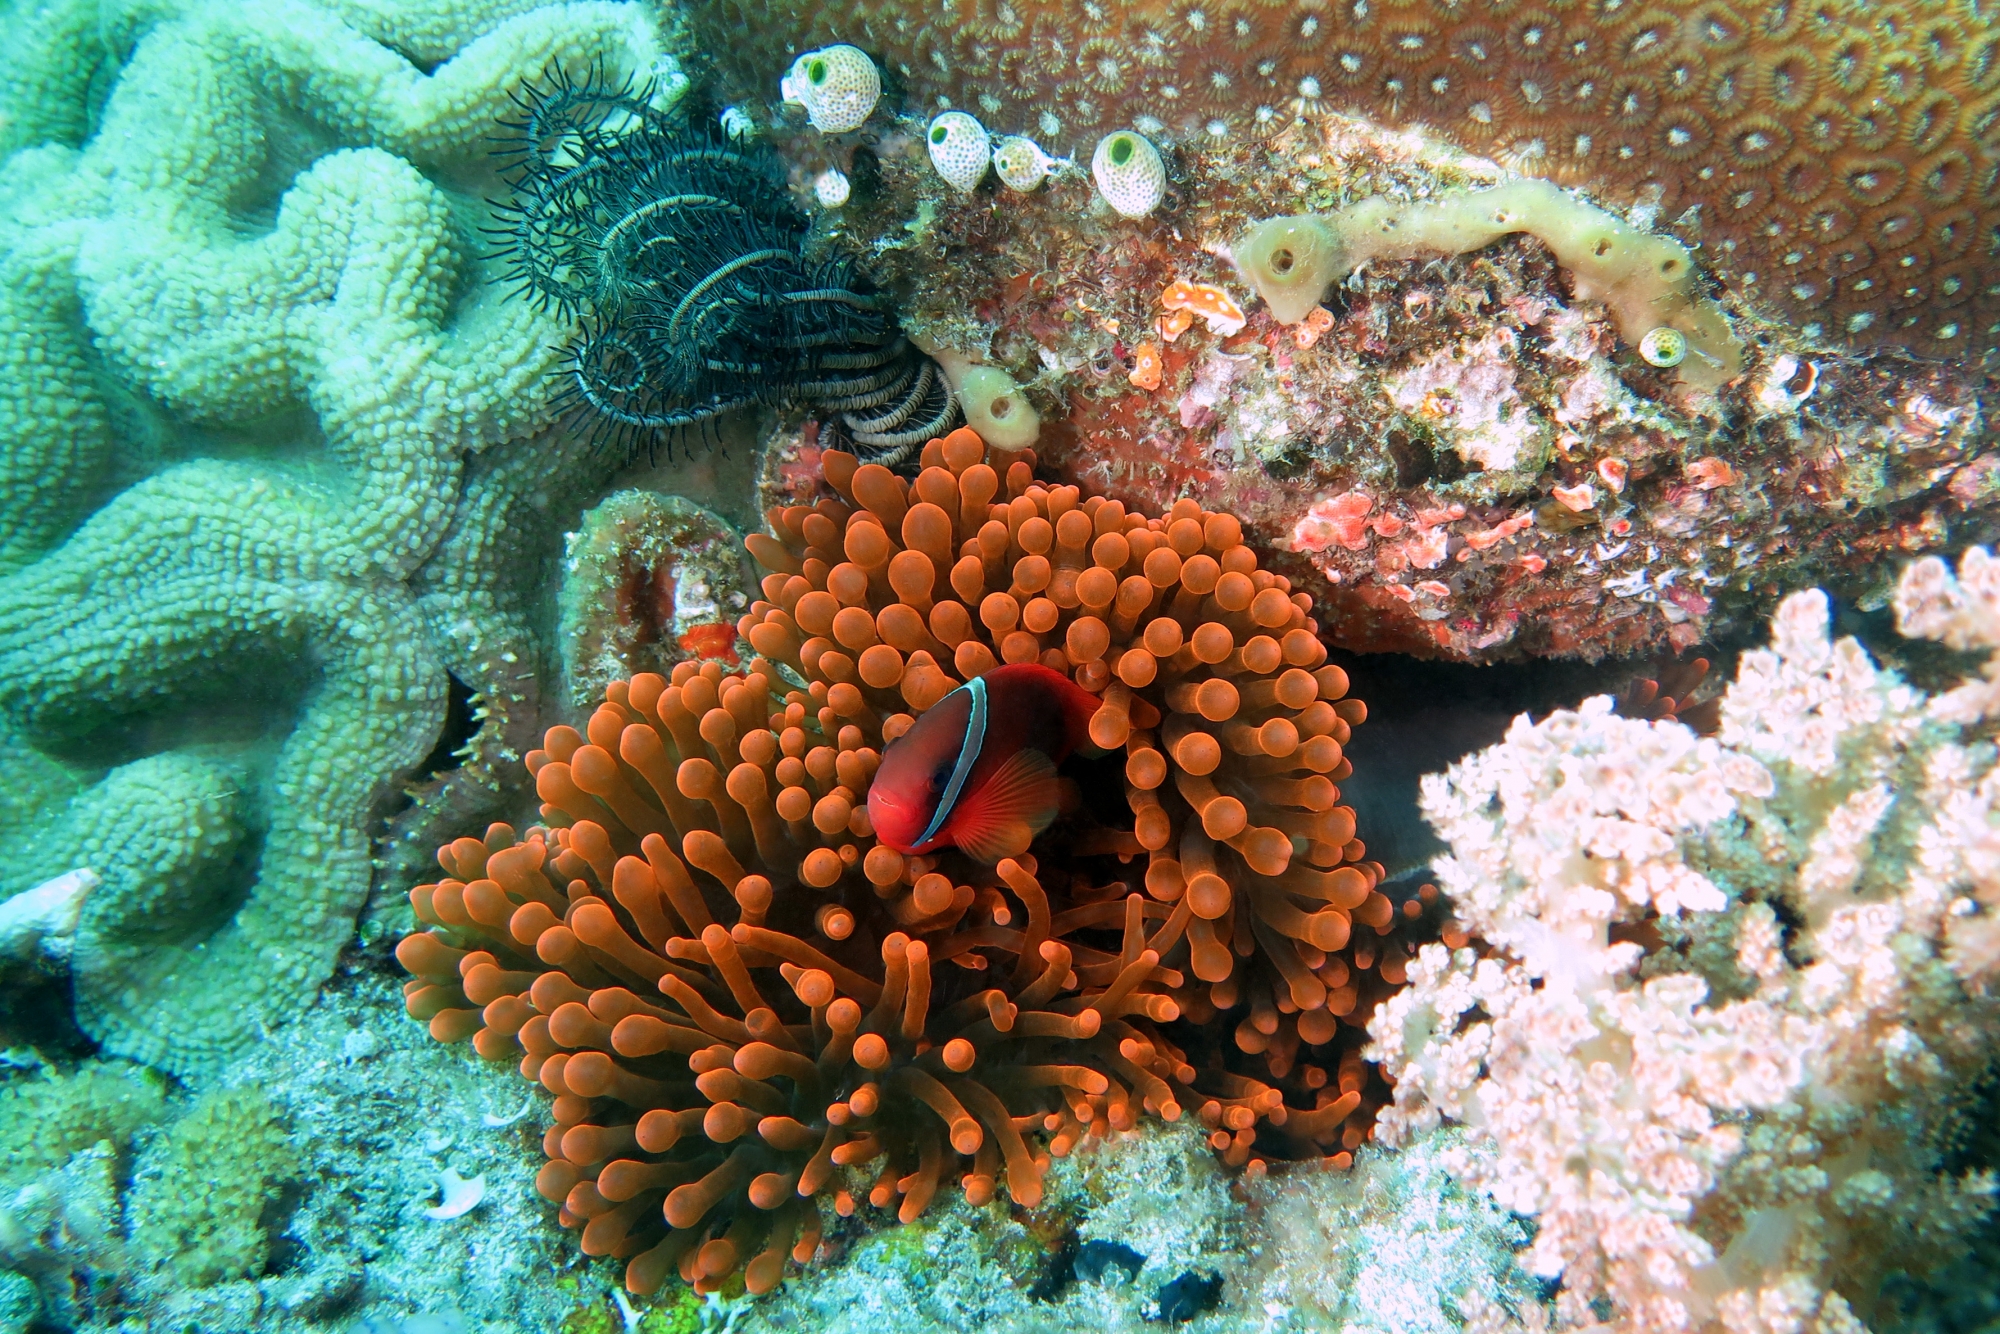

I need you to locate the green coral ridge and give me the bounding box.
[128,1086,299,1286]
[0,0,671,1073]
[0,0,119,160]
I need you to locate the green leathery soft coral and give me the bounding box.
[0,0,669,1074]
[128,1086,300,1286]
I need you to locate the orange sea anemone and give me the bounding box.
[745,429,1400,1083]
[398,427,1406,1294]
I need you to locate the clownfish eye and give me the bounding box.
[929,762,955,795]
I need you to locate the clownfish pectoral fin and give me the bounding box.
[947,747,1060,865]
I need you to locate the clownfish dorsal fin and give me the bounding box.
[947,746,1060,865]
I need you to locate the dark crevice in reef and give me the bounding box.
[1835,596,1992,698]
[1337,647,1726,883]
[406,671,479,786]
[0,969,96,1062]
[1339,580,1974,889]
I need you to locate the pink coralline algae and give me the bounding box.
[1399,529,1450,573]
[1292,494,1375,555]
[1686,458,1741,491]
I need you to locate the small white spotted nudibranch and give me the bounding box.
[780,44,880,134]
[1091,129,1165,218]
[991,135,1057,192]
[927,111,991,193]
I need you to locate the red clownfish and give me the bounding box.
[868,663,1102,864]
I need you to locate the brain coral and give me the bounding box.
[399,428,1405,1293]
[0,0,669,1073]
[686,0,2000,357]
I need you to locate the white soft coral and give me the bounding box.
[1369,556,2000,1334]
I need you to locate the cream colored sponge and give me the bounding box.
[952,366,1041,449]
[1235,180,1742,389]
[918,344,1041,449]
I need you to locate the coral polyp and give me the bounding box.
[490,68,957,465]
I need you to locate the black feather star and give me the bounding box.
[489,67,958,468]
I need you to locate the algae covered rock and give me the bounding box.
[0,1270,36,1334]
[0,1061,164,1191]
[129,1086,300,1287]
[558,491,753,709]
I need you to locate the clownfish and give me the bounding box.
[868,663,1102,864]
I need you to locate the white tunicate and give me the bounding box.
[927,111,991,193]
[645,56,690,111]
[991,136,1055,192]
[1638,326,1689,367]
[780,45,880,134]
[1091,129,1166,218]
[814,167,851,208]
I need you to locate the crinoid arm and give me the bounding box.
[803,338,963,470]
[491,64,953,467]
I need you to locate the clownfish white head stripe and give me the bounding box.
[915,674,987,848]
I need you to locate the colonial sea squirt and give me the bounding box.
[398,429,1406,1294]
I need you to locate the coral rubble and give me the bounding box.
[1367,548,2000,1333]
